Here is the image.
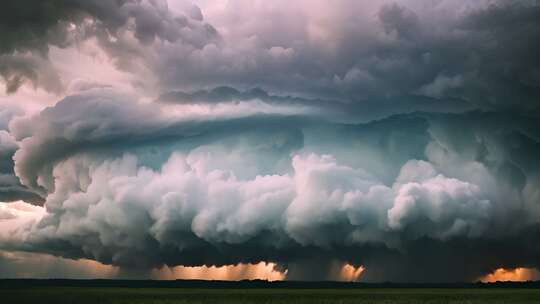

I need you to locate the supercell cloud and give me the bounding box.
[0,0,540,282]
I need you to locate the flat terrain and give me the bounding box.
[2,287,540,304]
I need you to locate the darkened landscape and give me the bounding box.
[6,288,540,304]
[2,280,540,304]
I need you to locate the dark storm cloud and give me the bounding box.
[157,86,347,117]
[357,224,540,283]
[391,1,540,111]
[0,105,43,204]
[158,86,300,105]
[337,1,540,110]
[158,86,475,122]
[3,0,539,113]
[0,0,218,93]
[150,1,540,113]
[0,0,118,92]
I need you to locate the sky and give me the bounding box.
[0,0,540,282]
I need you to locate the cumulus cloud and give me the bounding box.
[388,161,491,239]
[5,151,492,268]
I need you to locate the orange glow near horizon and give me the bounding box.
[480,267,540,282]
[340,264,365,281]
[0,250,120,279]
[153,262,365,281]
[152,262,286,281]
[1,248,367,281]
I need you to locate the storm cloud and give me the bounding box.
[0,92,538,281]
[0,0,218,93]
[152,0,540,112]
[0,104,42,204]
[0,0,539,282]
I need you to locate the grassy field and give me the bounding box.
[2,287,540,304]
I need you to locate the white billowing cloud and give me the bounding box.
[24,152,294,251]
[5,149,495,270]
[388,160,491,240]
[285,154,383,247]
[287,157,492,246]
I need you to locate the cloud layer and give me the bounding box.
[0,91,538,281]
[0,0,217,93]
[0,0,539,282]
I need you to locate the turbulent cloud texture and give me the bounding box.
[0,0,218,93]
[0,0,539,282]
[0,105,43,204]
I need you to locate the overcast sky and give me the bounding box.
[0,0,540,282]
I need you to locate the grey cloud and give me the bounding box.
[157,86,344,115]
[0,53,63,94]
[0,106,43,204]
[0,103,23,131]
[158,86,475,123]
[0,0,218,93]
[378,3,419,40]
[10,89,308,196]
[147,1,540,113]
[4,0,539,115]
[10,90,165,194]
[159,86,276,104]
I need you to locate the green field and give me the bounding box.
[2,287,540,304]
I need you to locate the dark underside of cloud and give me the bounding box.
[0,0,540,282]
[158,86,477,123]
